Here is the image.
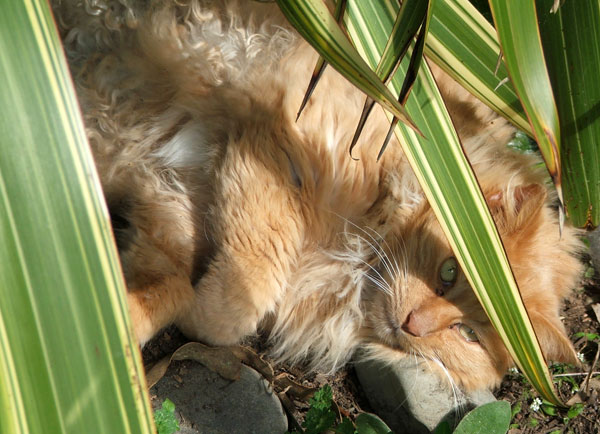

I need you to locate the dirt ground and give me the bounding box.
[142,258,600,433]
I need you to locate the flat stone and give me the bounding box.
[355,358,496,433]
[150,359,287,434]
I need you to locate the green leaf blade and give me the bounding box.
[426,0,530,133]
[0,0,153,432]
[536,0,600,228]
[355,413,393,434]
[376,0,428,82]
[488,1,563,203]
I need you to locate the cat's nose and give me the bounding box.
[401,310,426,337]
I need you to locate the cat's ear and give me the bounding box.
[486,183,547,234]
[530,312,579,365]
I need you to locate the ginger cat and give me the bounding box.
[53,0,583,391]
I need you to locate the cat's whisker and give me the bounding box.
[323,235,394,296]
[430,350,466,420]
[363,226,402,280]
[330,212,398,281]
[391,232,409,279]
[388,240,405,286]
[340,229,396,288]
[364,272,393,296]
[356,237,395,284]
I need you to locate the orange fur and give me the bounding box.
[53,0,584,391]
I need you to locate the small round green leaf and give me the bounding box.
[453,401,511,434]
[355,413,393,434]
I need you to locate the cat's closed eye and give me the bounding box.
[284,149,302,189]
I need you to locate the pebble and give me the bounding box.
[355,357,496,432]
[151,359,288,434]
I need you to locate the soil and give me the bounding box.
[142,258,600,433]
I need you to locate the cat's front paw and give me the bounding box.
[176,302,259,346]
[126,291,156,347]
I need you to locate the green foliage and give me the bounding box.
[541,401,557,416]
[507,362,588,431]
[510,401,522,420]
[432,420,452,434]
[432,401,511,434]
[0,0,153,432]
[550,363,579,392]
[567,403,584,421]
[335,417,356,434]
[354,413,393,434]
[289,385,393,434]
[584,266,596,279]
[302,385,337,434]
[154,399,180,434]
[452,401,511,434]
[573,331,600,341]
[507,131,538,154]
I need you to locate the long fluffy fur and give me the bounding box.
[53,0,583,390]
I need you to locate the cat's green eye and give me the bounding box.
[457,323,479,342]
[439,257,458,285]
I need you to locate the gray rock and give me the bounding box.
[354,358,496,433]
[151,359,287,434]
[588,226,600,271]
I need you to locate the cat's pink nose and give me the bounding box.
[401,310,426,337]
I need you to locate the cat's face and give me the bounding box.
[363,184,582,390]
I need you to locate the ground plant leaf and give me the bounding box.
[432,420,452,434]
[335,417,356,434]
[541,403,557,416]
[453,401,511,434]
[302,385,337,434]
[354,413,393,434]
[154,399,180,434]
[567,402,584,420]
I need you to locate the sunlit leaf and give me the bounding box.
[488,1,564,223]
[536,0,600,228]
[350,0,429,158]
[0,0,153,432]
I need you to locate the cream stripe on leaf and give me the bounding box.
[0,0,154,432]
[426,0,530,134]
